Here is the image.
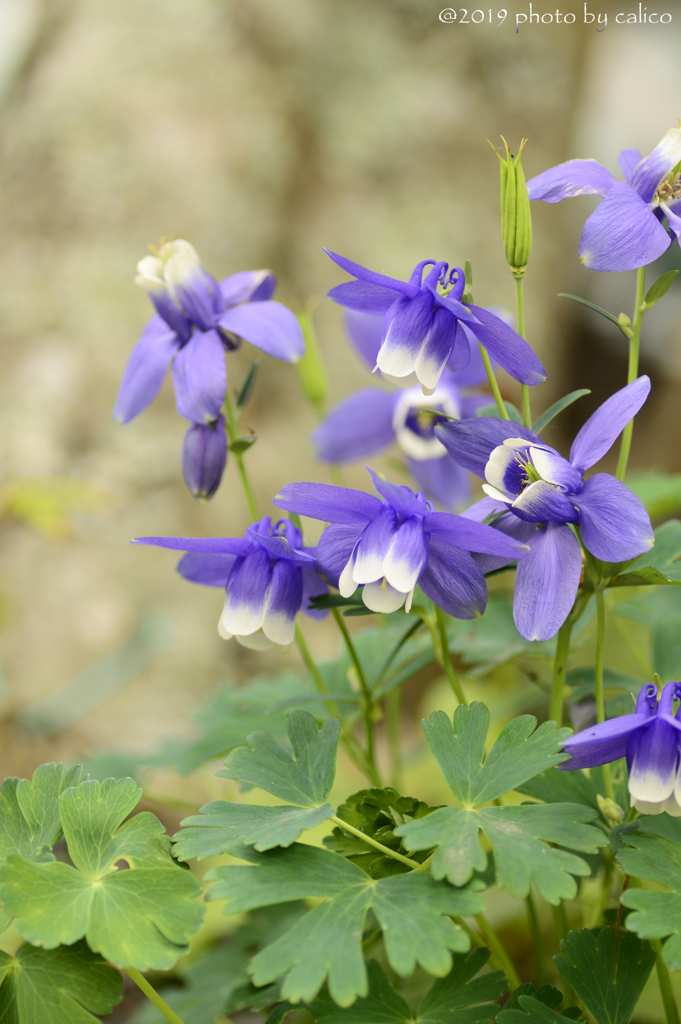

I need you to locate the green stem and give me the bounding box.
[434,606,467,705]
[550,618,574,725]
[329,815,419,869]
[331,609,382,787]
[595,588,615,802]
[652,938,680,1024]
[386,688,402,791]
[552,902,574,1007]
[474,914,521,990]
[525,891,545,985]
[514,275,532,429]
[223,389,259,520]
[615,265,646,482]
[125,967,191,1024]
[479,344,509,419]
[452,917,510,977]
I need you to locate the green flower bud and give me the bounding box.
[492,137,532,277]
[296,302,328,414]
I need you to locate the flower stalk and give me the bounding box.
[125,967,190,1024]
[616,266,647,482]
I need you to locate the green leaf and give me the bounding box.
[219,710,340,807]
[609,520,681,587]
[0,940,122,1023]
[554,928,655,1024]
[626,472,681,521]
[476,402,523,424]
[229,436,258,455]
[498,984,584,1024]
[0,762,86,864]
[174,802,335,860]
[643,269,679,309]
[617,831,681,969]
[532,390,591,435]
[237,360,260,409]
[517,764,628,816]
[206,842,483,1006]
[420,703,572,806]
[0,777,203,970]
[397,802,603,903]
[557,293,624,329]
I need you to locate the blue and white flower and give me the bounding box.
[135,517,327,650]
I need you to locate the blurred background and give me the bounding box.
[0,0,680,792]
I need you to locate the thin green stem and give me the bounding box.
[125,967,191,1024]
[616,266,646,481]
[435,606,467,705]
[386,688,402,791]
[331,608,382,787]
[514,275,532,429]
[479,344,510,419]
[550,618,574,725]
[652,938,680,1024]
[525,891,545,985]
[552,902,574,1007]
[594,587,615,802]
[474,914,521,990]
[223,389,259,520]
[329,815,419,869]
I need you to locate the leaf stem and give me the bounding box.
[223,388,260,520]
[434,606,467,705]
[615,265,646,482]
[479,344,510,420]
[125,967,190,1024]
[525,890,545,985]
[386,687,402,791]
[329,815,420,869]
[514,275,532,429]
[652,938,680,1024]
[549,618,574,726]
[594,587,615,802]
[474,914,521,990]
[552,902,574,1007]
[331,608,383,787]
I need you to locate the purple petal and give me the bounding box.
[527,159,617,202]
[579,182,671,271]
[171,329,227,423]
[618,148,643,183]
[353,506,398,583]
[376,292,435,383]
[510,479,580,524]
[167,262,222,331]
[218,301,305,362]
[314,524,363,585]
[513,522,582,642]
[425,510,531,559]
[312,390,396,463]
[220,271,276,307]
[450,331,489,387]
[134,535,250,554]
[418,536,487,619]
[221,546,271,636]
[383,516,429,592]
[367,469,430,517]
[263,560,303,645]
[662,202,681,245]
[146,291,192,341]
[461,500,537,574]
[344,309,383,367]
[570,376,651,471]
[407,456,470,510]
[182,415,227,499]
[176,552,239,587]
[559,716,650,770]
[324,249,414,295]
[464,306,547,387]
[300,565,329,620]
[631,128,681,203]
[435,417,539,478]
[273,482,382,524]
[113,317,182,424]
[249,531,315,564]
[414,306,460,393]
[628,717,680,802]
[575,473,654,562]
[328,281,403,315]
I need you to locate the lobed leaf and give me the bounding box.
[617,831,681,970]
[174,802,335,860]
[0,762,87,864]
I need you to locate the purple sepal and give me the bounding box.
[172,268,223,331]
[418,537,486,619]
[579,181,671,272]
[631,129,681,203]
[312,389,396,462]
[300,565,329,619]
[249,530,316,564]
[218,302,305,363]
[133,535,250,554]
[113,317,182,424]
[510,480,580,524]
[324,249,414,295]
[462,499,537,574]
[513,522,582,642]
[464,306,547,386]
[344,309,383,368]
[182,415,227,499]
[664,203,681,244]
[618,148,643,182]
[435,417,539,477]
[314,524,363,585]
[451,334,489,387]
[219,270,276,307]
[559,714,651,770]
[575,474,654,562]
[407,456,470,510]
[147,292,192,342]
[368,469,430,518]
[176,552,238,587]
[171,328,227,423]
[328,280,402,315]
[526,158,617,203]
[274,482,382,524]
[569,376,651,471]
[425,511,530,559]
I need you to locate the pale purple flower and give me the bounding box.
[182,415,227,500]
[527,128,681,271]
[273,469,530,617]
[560,682,681,817]
[436,377,654,641]
[134,517,327,650]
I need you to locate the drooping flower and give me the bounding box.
[436,376,654,641]
[324,250,546,395]
[134,517,327,650]
[559,682,681,817]
[273,469,530,617]
[526,127,681,271]
[182,415,227,500]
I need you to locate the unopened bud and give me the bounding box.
[182,415,227,500]
[597,794,625,828]
[492,137,532,277]
[296,303,328,414]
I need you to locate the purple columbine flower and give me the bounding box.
[273,469,530,617]
[324,250,546,395]
[435,376,654,642]
[113,240,305,426]
[182,415,227,500]
[527,127,681,271]
[134,517,327,650]
[560,682,681,817]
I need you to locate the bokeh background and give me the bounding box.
[0,0,680,801]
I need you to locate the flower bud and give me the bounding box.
[596,794,625,828]
[493,137,532,277]
[295,304,327,414]
[182,415,227,500]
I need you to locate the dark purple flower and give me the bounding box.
[182,415,227,499]
[113,241,305,426]
[560,682,681,817]
[134,517,327,650]
[527,128,681,271]
[273,468,530,618]
[436,377,654,642]
[324,251,546,394]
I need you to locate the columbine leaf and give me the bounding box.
[609,519,681,587]
[206,842,483,1007]
[643,269,679,309]
[616,831,681,970]
[532,390,591,435]
[517,764,627,816]
[218,710,340,807]
[498,983,584,1024]
[174,802,335,860]
[0,777,203,970]
[557,293,623,328]
[476,402,523,424]
[0,940,122,1023]
[554,928,655,1024]
[0,762,87,863]
[421,703,571,806]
